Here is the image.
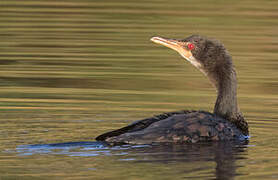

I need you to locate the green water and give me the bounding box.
[0,0,278,179]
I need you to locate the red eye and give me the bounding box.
[187,43,195,50]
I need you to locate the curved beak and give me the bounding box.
[150,36,192,60]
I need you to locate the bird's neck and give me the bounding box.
[209,66,249,135]
[212,67,241,120]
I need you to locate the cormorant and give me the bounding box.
[96,35,249,145]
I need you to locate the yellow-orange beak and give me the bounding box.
[150,37,193,60]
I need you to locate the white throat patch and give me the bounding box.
[180,54,202,68]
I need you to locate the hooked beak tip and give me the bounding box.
[150,37,160,43]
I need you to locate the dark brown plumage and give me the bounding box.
[96,35,249,145]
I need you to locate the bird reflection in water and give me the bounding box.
[16,140,248,179]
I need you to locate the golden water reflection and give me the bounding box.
[0,0,278,179]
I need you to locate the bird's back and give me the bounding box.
[96,111,246,145]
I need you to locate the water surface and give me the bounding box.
[0,0,278,179]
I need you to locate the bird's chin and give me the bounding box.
[181,54,201,67]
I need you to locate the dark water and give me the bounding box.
[14,141,248,179]
[1,0,278,179]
